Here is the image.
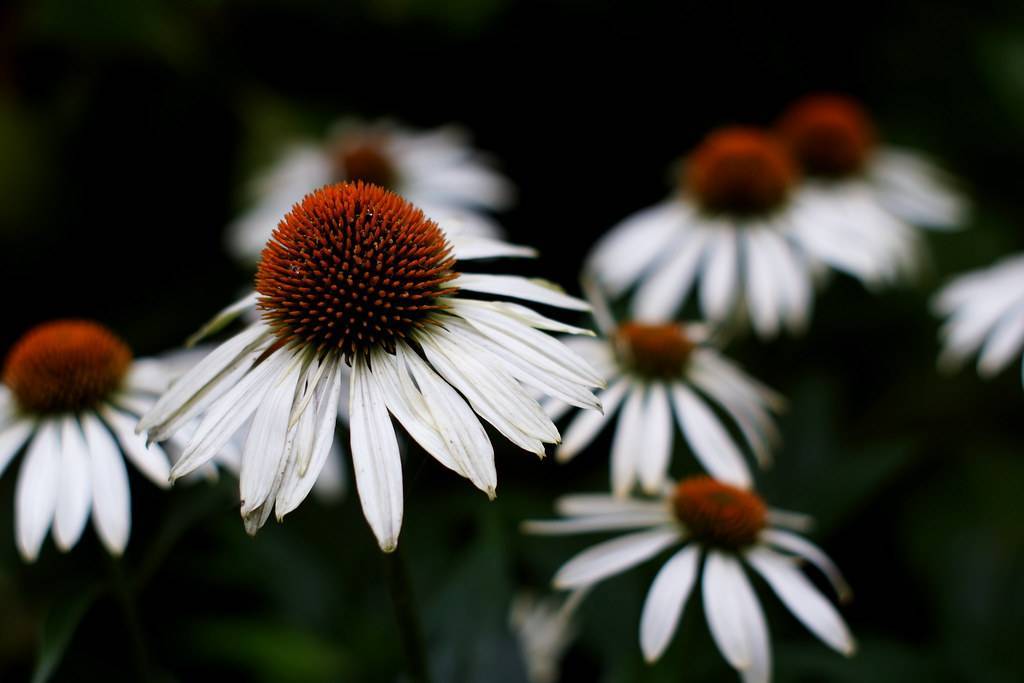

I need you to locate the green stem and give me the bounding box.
[382,548,431,683]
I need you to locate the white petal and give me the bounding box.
[0,419,34,479]
[760,529,852,602]
[700,227,740,323]
[638,382,673,494]
[449,234,537,260]
[239,356,304,515]
[640,545,701,662]
[557,377,630,462]
[465,300,596,336]
[185,292,259,346]
[83,413,131,555]
[523,511,673,535]
[392,344,496,496]
[586,200,688,295]
[452,274,590,311]
[417,328,554,454]
[671,384,752,487]
[53,417,91,552]
[15,420,60,561]
[350,356,404,552]
[744,229,782,338]
[276,358,343,517]
[556,494,669,517]
[977,304,1024,378]
[139,324,271,441]
[745,546,855,655]
[632,228,709,321]
[99,405,171,488]
[702,550,771,682]
[172,345,293,480]
[312,441,346,502]
[611,384,646,497]
[553,527,680,589]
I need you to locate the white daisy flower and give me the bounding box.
[777,93,967,285]
[525,477,855,681]
[0,320,232,561]
[547,291,784,495]
[139,182,604,552]
[933,253,1024,384]
[227,120,515,263]
[585,127,818,338]
[509,589,586,683]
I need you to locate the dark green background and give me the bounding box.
[1,0,1023,680]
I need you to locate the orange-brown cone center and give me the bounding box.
[672,476,766,549]
[3,320,132,414]
[686,127,797,215]
[331,137,398,189]
[614,322,694,379]
[777,94,876,178]
[256,182,457,362]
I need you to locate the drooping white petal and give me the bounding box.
[638,382,673,494]
[744,228,783,338]
[0,419,34,479]
[760,528,852,602]
[466,300,595,336]
[83,413,131,555]
[185,292,259,347]
[452,274,590,311]
[759,228,813,335]
[611,384,647,497]
[553,527,680,589]
[239,356,304,515]
[745,546,855,656]
[702,551,771,682]
[15,420,59,561]
[139,324,271,441]
[557,377,630,462]
[976,303,1024,378]
[586,200,688,296]
[53,416,91,552]
[700,226,740,323]
[349,355,404,552]
[448,234,537,260]
[276,358,343,517]
[632,227,710,322]
[172,345,293,480]
[555,494,669,518]
[523,511,674,535]
[99,405,171,487]
[671,384,752,487]
[640,545,701,662]
[393,344,497,497]
[417,328,553,454]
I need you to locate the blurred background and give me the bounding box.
[2,0,1024,680]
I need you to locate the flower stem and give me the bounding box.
[107,556,154,682]
[382,548,431,683]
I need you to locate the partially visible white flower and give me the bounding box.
[933,253,1024,384]
[778,93,967,286]
[141,183,603,552]
[510,589,586,683]
[525,477,854,681]
[0,321,230,561]
[586,127,820,338]
[228,120,516,263]
[545,285,784,495]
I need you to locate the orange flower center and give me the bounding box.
[671,476,766,549]
[256,182,457,362]
[614,322,694,379]
[331,137,398,189]
[686,127,797,215]
[777,94,876,178]
[3,320,132,414]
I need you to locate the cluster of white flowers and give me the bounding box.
[1,98,1007,682]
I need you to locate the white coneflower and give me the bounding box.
[585,127,817,338]
[777,94,966,285]
[227,120,515,263]
[140,182,603,552]
[0,320,230,561]
[933,253,1024,384]
[546,292,784,494]
[525,477,855,682]
[509,590,586,683]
